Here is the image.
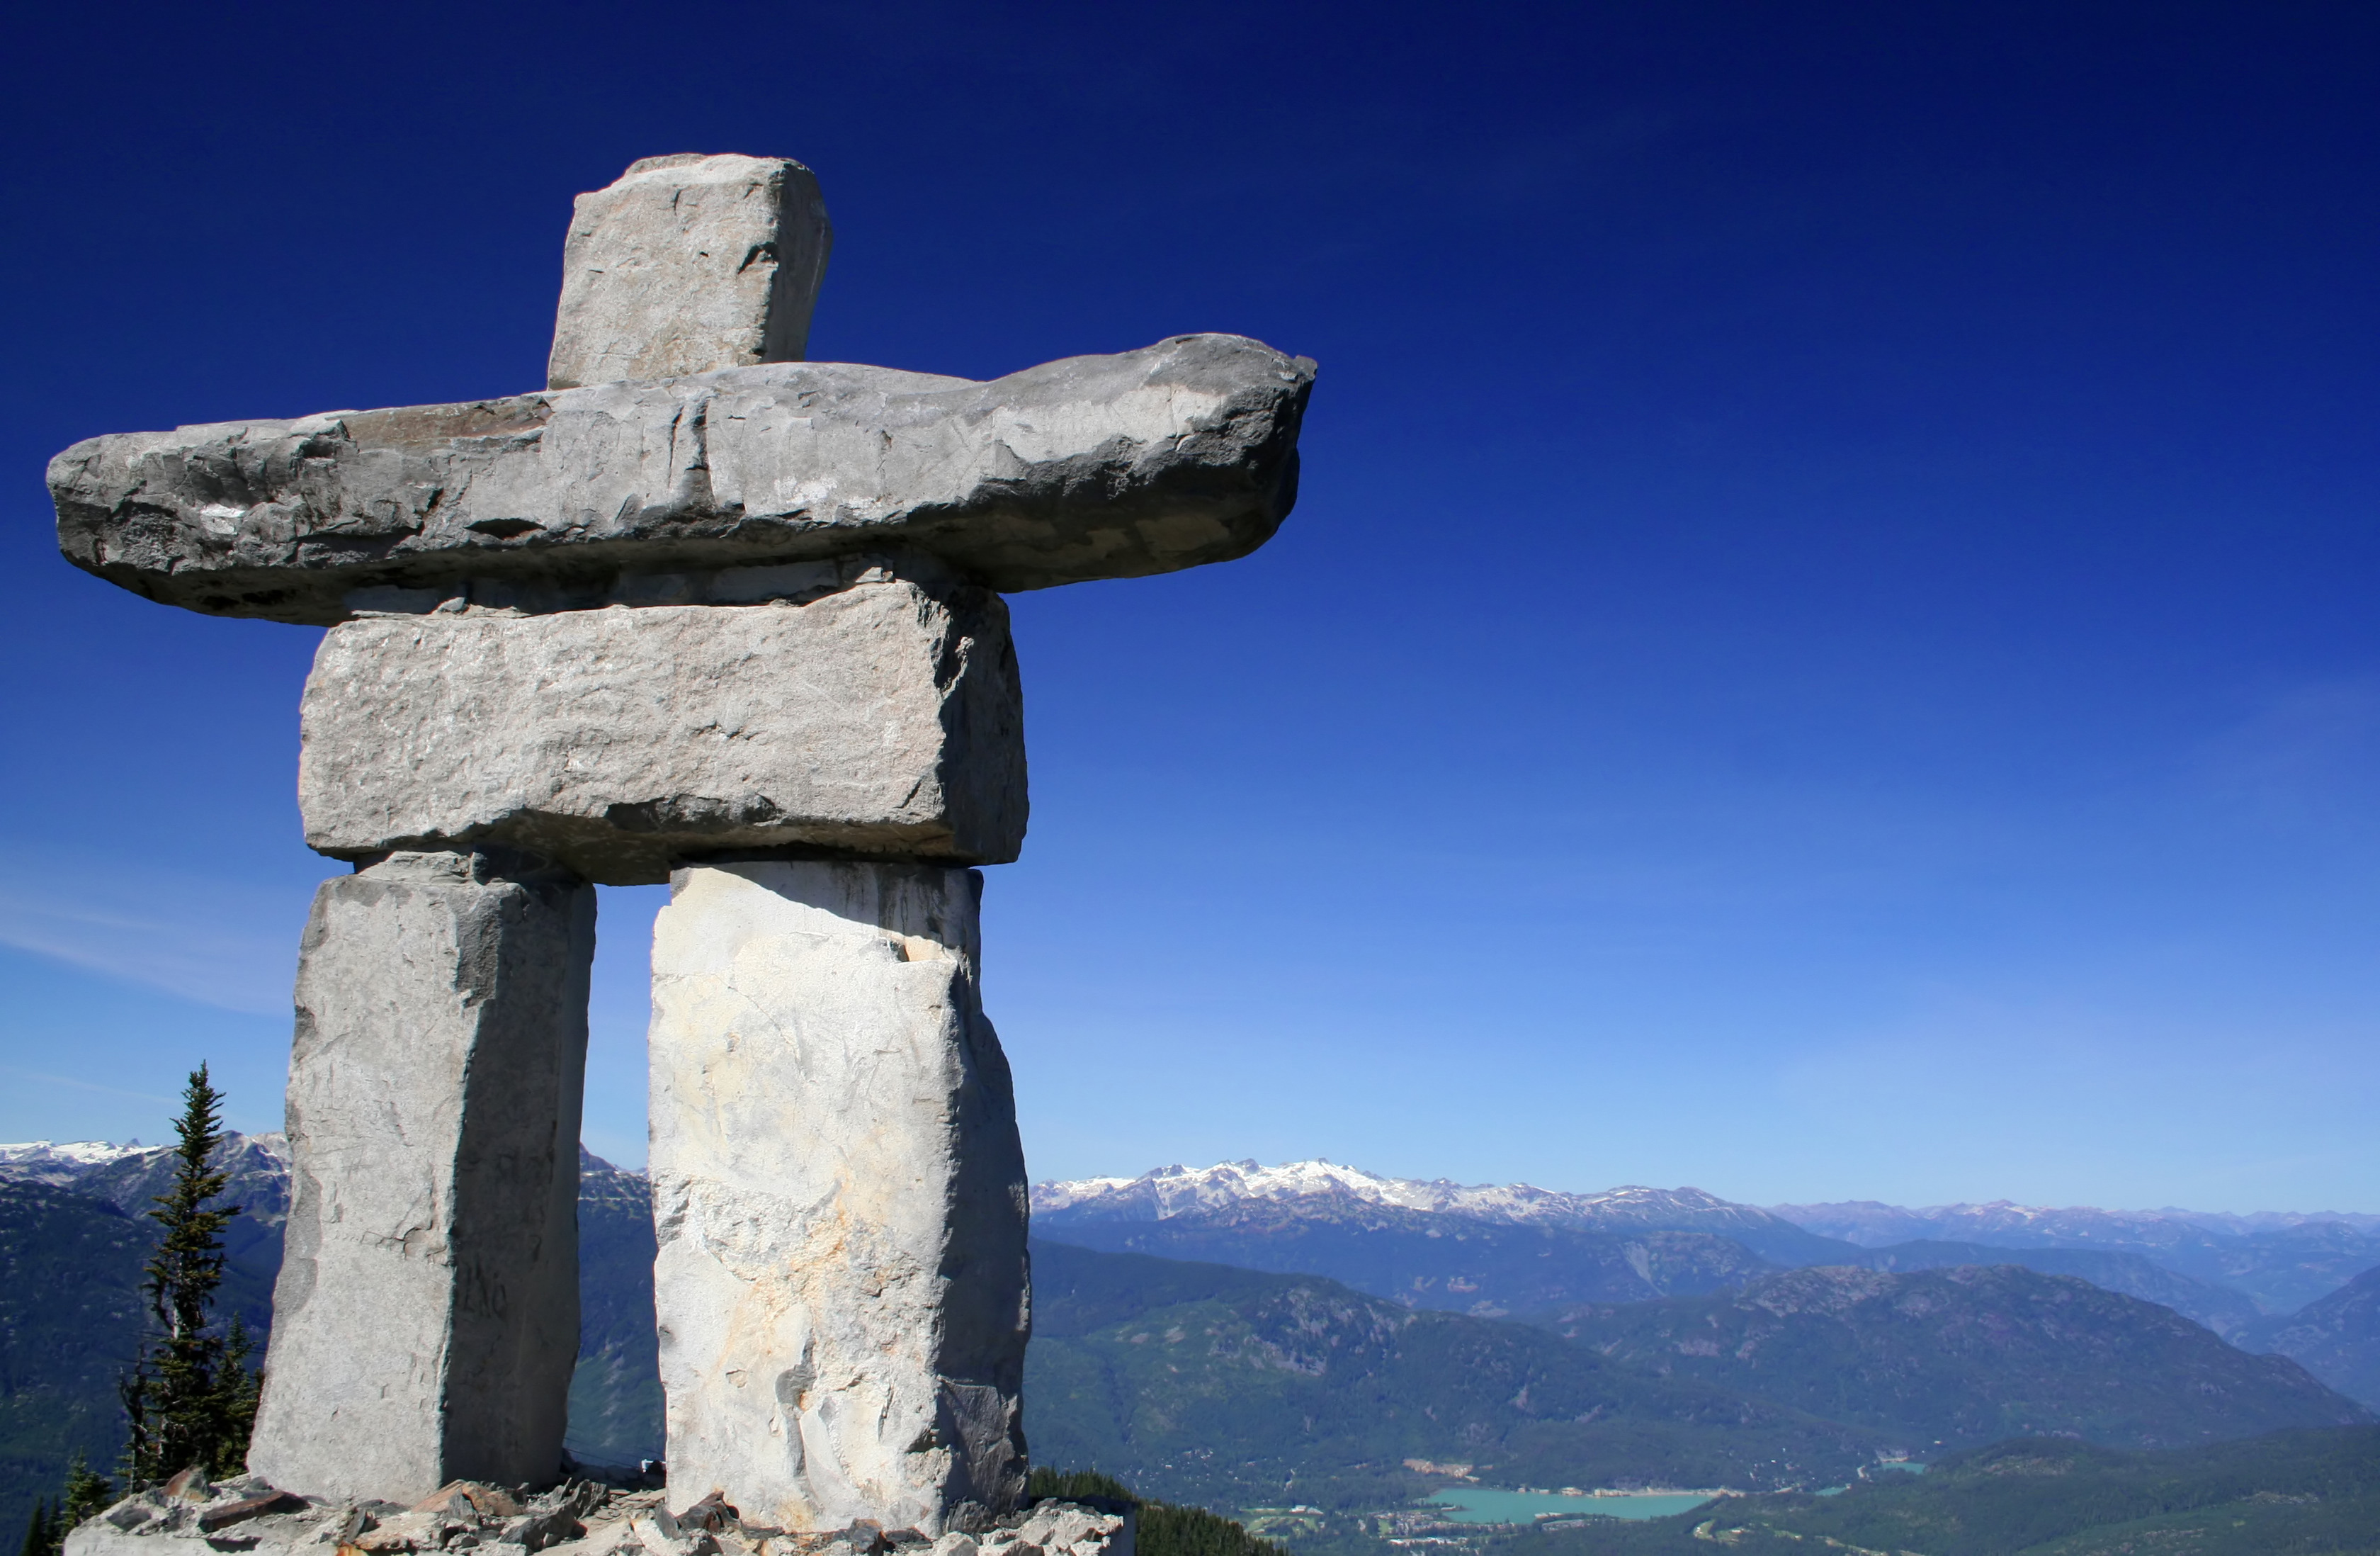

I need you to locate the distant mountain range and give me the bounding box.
[6,1139,2378,1535]
[1036,1160,1853,1267]
[0,1140,158,1185]
[1772,1197,2380,1244]
[1772,1196,2380,1314]
[1036,1160,2370,1363]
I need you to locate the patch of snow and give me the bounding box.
[0,1139,154,1185]
[1031,1158,1788,1234]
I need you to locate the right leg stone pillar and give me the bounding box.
[250,849,595,1502]
[648,860,1030,1535]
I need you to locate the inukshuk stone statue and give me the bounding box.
[47,154,1313,1531]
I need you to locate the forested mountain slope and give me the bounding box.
[1532,1264,2372,1455]
[1843,1239,2261,1338]
[0,1182,152,1543]
[1035,1199,1776,1317]
[1024,1241,1886,1506]
[565,1151,665,1467]
[2245,1264,2380,1412]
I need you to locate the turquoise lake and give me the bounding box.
[1427,1489,1721,1523]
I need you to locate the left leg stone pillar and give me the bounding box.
[250,848,595,1501]
[648,859,1029,1534]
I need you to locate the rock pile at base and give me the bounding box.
[64,1476,1130,1556]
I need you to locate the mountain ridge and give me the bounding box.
[1035,1159,2380,1307]
[1528,1263,2374,1455]
[1840,1239,2262,1338]
[1772,1195,2380,1314]
[9,1139,2376,1516]
[1026,1239,1893,1505]
[2242,1263,2380,1411]
[1034,1160,1854,1268]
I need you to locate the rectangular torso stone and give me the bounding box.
[297,573,1025,884]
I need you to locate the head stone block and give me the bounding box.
[547,153,834,390]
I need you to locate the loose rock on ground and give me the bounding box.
[67,1478,1128,1556]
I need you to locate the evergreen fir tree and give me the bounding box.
[215,1317,263,1458]
[121,1066,255,1482]
[18,1499,53,1556]
[59,1454,116,1535]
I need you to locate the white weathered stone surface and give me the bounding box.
[648,862,1030,1533]
[249,850,595,1503]
[296,567,1024,885]
[548,154,833,392]
[49,334,1315,621]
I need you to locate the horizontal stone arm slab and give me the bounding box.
[52,334,1313,623]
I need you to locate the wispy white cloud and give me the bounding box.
[2194,678,2380,825]
[0,1064,175,1105]
[0,852,305,1015]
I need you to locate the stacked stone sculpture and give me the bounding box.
[47,153,1313,1533]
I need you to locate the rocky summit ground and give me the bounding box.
[64,1470,1128,1556]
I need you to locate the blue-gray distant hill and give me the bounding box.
[1773,1197,2380,1315]
[1842,1239,2261,1339]
[2243,1264,2380,1412]
[1529,1264,2372,1455]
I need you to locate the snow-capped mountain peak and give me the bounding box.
[0,1132,293,1222]
[0,1139,154,1186]
[1030,1157,1784,1236]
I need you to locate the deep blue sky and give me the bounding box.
[4,2,2376,1212]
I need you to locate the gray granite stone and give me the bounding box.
[647,861,1029,1533]
[296,564,1024,885]
[547,154,832,391]
[49,334,1314,622]
[248,850,595,1503]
